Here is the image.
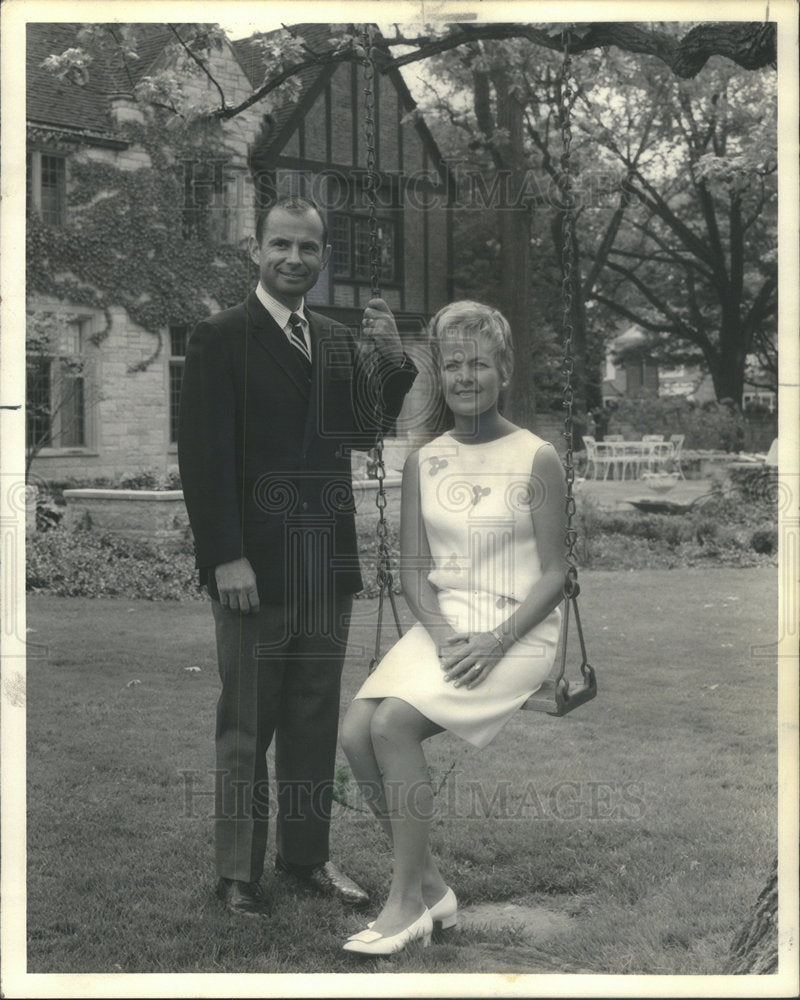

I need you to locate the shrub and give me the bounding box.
[31,476,116,504]
[728,464,778,502]
[605,395,746,451]
[27,527,202,600]
[573,488,777,569]
[117,469,161,490]
[750,526,778,555]
[35,493,65,532]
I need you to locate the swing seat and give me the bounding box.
[522,663,597,716]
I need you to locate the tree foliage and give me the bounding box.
[37,20,778,418]
[580,53,777,402]
[414,31,777,411]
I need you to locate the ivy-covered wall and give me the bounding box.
[27,117,259,481]
[28,120,255,338]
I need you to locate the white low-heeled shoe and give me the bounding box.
[342,908,433,955]
[428,886,458,930]
[355,886,457,937]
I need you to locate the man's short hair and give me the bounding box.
[429,300,515,383]
[255,196,328,247]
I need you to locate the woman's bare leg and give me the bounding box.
[341,698,449,923]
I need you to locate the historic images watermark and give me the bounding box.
[183,159,626,214]
[179,768,648,823]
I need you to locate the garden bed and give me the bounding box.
[27,485,777,602]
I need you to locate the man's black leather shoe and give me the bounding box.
[275,857,369,906]
[216,877,269,917]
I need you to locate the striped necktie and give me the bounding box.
[288,312,311,367]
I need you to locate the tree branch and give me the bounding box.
[383,22,776,80]
[741,274,778,349]
[212,47,358,120]
[600,256,704,345]
[168,24,227,111]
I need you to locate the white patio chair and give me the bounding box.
[582,436,614,480]
[669,434,685,479]
[599,434,624,479]
[604,434,643,480]
[641,434,665,473]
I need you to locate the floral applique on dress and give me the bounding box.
[444,553,462,572]
[471,485,491,506]
[428,457,449,475]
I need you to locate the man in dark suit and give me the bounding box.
[178,196,417,916]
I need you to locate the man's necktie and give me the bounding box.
[288,312,312,367]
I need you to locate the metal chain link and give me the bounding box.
[361,25,382,300]
[361,24,401,669]
[558,35,580,603]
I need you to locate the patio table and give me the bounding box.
[605,440,675,480]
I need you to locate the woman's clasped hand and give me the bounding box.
[438,631,508,688]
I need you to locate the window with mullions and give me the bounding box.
[332,215,397,283]
[26,316,90,453]
[27,152,67,227]
[169,325,188,444]
[182,160,228,241]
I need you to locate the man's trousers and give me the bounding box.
[211,593,353,883]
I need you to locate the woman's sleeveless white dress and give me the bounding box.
[353,428,561,748]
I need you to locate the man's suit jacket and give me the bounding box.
[178,291,417,605]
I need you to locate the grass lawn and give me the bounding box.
[23,567,778,976]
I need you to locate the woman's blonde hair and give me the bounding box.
[428,300,514,382]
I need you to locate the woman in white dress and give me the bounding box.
[340,302,567,955]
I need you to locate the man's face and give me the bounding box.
[249,207,331,309]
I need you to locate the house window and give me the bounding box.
[329,174,399,285]
[26,316,91,453]
[182,160,228,241]
[169,325,188,444]
[332,215,397,283]
[27,152,67,227]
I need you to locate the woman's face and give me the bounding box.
[439,334,503,418]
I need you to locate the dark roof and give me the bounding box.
[25,21,450,185]
[25,23,197,138]
[26,23,117,135]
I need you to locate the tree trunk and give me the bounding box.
[723,857,778,974]
[489,67,536,430]
[707,329,747,406]
[502,205,536,429]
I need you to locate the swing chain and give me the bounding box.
[558,34,579,603]
[361,24,382,299]
[361,24,401,671]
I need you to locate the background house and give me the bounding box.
[602,324,776,411]
[25,23,453,483]
[601,326,661,407]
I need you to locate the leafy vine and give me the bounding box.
[27,116,255,366]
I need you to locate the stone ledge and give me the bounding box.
[64,489,185,501]
[62,488,190,547]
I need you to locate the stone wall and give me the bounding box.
[28,299,172,482]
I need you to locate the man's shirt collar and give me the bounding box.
[255,282,306,331]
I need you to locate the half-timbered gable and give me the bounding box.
[24,22,452,480]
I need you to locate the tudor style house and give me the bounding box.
[25,23,452,482]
